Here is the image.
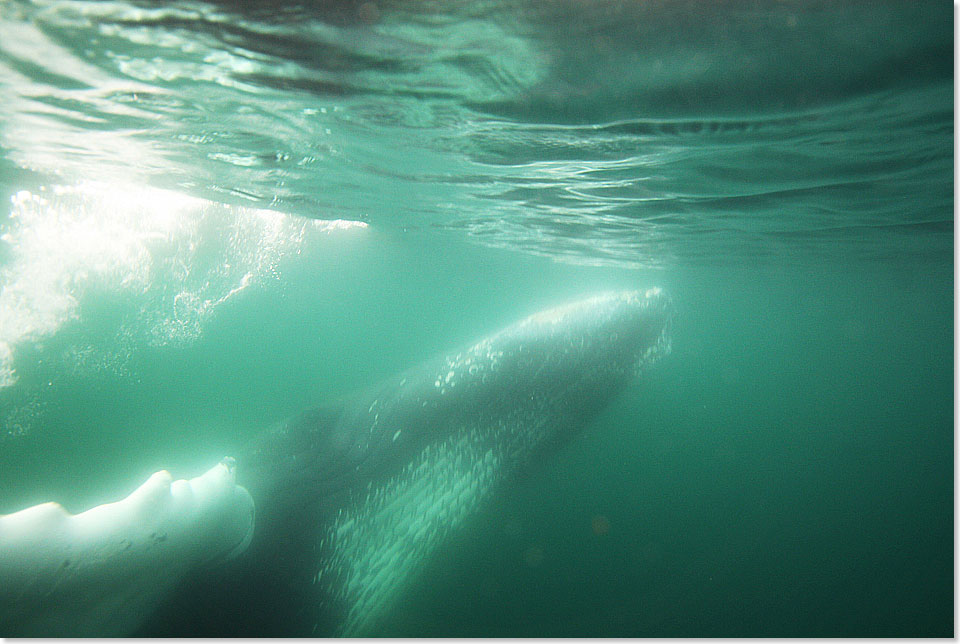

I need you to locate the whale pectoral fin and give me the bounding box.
[133,405,358,638]
[0,458,255,637]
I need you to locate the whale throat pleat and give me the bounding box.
[320,424,503,636]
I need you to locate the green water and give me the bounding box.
[0,0,953,637]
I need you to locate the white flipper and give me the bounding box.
[0,458,255,637]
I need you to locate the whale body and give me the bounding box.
[0,289,672,637]
[146,288,673,637]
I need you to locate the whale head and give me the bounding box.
[442,287,673,440]
[505,287,673,379]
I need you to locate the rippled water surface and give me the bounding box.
[0,0,952,637]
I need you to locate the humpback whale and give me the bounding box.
[0,288,672,637]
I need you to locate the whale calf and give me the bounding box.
[0,289,672,637]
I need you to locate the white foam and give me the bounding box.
[0,341,15,389]
[0,181,366,392]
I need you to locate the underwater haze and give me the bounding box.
[0,0,953,637]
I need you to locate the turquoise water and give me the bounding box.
[0,0,953,637]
